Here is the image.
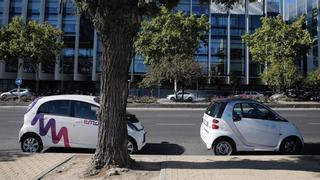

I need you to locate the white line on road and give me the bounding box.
[308,123,320,125]
[156,123,196,126]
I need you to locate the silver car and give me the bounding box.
[166,91,196,102]
[0,88,33,97]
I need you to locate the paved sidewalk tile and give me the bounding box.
[0,152,71,180]
[162,156,320,180]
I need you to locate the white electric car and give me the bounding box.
[200,99,304,155]
[19,95,147,154]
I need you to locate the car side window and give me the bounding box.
[241,103,260,119]
[233,103,242,117]
[73,101,98,121]
[249,103,276,120]
[37,100,71,117]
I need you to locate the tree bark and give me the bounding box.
[86,3,140,174]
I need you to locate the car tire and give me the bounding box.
[127,137,138,154]
[187,97,193,102]
[170,97,176,102]
[280,137,302,155]
[212,138,234,156]
[21,134,43,153]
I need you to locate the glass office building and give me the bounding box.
[0,0,288,93]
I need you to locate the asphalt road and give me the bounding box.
[0,107,319,155]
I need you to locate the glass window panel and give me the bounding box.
[73,101,98,120]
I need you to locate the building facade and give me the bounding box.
[0,0,311,94]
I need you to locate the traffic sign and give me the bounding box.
[15,78,22,86]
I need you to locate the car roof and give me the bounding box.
[212,98,259,104]
[39,95,96,104]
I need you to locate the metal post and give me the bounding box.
[18,85,20,102]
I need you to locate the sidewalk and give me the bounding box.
[0,152,73,180]
[1,153,319,180]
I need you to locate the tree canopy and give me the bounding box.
[135,7,207,91]
[0,17,63,93]
[242,15,312,92]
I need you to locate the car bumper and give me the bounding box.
[135,130,147,151]
[200,123,212,149]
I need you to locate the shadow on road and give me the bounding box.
[138,142,185,155]
[45,142,185,155]
[235,142,320,156]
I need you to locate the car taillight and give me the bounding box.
[212,119,219,129]
[212,119,219,124]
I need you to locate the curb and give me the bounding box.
[159,156,167,180]
[33,154,75,180]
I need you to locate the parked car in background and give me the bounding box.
[310,95,320,101]
[269,92,286,101]
[235,91,264,98]
[167,91,196,102]
[19,95,147,154]
[200,98,304,155]
[0,88,33,97]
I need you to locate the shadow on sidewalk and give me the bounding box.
[0,152,33,162]
[163,156,320,173]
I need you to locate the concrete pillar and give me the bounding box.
[318,0,320,69]
[55,0,63,80]
[245,0,249,85]
[207,1,211,84]
[73,13,80,80]
[227,9,231,84]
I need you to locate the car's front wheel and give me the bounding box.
[127,138,138,154]
[170,97,176,102]
[212,139,234,156]
[280,137,302,155]
[21,135,43,153]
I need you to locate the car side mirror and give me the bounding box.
[233,114,241,122]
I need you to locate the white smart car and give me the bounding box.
[19,95,147,154]
[200,99,304,155]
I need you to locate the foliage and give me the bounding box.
[306,70,320,90]
[0,17,63,93]
[135,7,207,88]
[242,15,312,92]
[127,95,156,104]
[0,17,63,69]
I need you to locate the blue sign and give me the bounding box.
[15,78,22,86]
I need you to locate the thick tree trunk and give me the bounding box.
[86,3,140,175]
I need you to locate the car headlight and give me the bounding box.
[127,122,139,131]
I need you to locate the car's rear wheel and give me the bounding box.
[280,137,302,155]
[187,97,193,102]
[127,138,138,154]
[21,135,43,153]
[213,139,234,156]
[170,97,176,101]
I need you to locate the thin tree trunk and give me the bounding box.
[85,3,140,175]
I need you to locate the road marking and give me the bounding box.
[308,123,320,125]
[156,123,196,126]
[7,121,21,123]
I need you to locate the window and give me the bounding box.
[233,103,276,120]
[37,100,71,116]
[73,101,98,120]
[205,102,224,117]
